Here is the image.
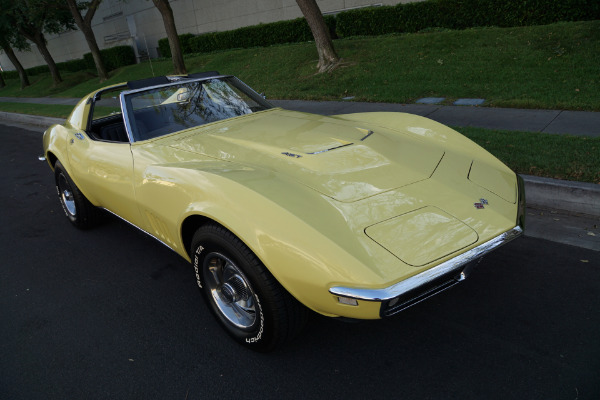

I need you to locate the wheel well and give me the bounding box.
[181,215,212,257]
[46,151,58,169]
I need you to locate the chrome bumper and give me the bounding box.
[329,225,523,304]
[330,174,526,317]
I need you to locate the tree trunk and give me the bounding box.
[0,70,5,88]
[65,0,109,81]
[81,24,108,81]
[153,0,187,75]
[295,0,340,73]
[19,29,62,85]
[0,42,30,88]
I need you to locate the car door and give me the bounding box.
[67,130,143,227]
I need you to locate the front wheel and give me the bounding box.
[191,224,309,352]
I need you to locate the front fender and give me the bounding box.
[135,162,396,318]
[43,123,73,172]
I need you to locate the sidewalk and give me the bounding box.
[1,96,600,137]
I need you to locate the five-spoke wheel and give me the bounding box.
[191,224,309,351]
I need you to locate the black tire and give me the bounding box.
[54,160,102,229]
[191,224,309,352]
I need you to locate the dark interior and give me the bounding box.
[89,114,129,143]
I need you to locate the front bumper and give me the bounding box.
[329,175,526,317]
[329,174,526,317]
[330,225,523,316]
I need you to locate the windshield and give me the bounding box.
[123,77,272,141]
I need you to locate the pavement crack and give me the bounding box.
[540,110,563,133]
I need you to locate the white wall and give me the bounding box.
[0,0,416,71]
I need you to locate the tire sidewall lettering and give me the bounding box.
[193,240,265,345]
[245,294,264,344]
[193,245,204,288]
[56,185,68,217]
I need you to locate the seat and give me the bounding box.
[98,122,129,142]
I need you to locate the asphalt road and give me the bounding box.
[1,122,599,400]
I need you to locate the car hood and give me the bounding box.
[167,109,444,202]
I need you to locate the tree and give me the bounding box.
[295,0,340,73]
[0,11,30,89]
[64,0,108,81]
[0,69,4,88]
[152,0,187,74]
[7,0,75,85]
[0,38,31,89]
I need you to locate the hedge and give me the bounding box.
[158,16,336,57]
[83,45,136,72]
[0,45,135,81]
[156,0,599,58]
[335,0,600,37]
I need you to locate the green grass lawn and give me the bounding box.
[1,20,598,110]
[0,102,118,119]
[0,102,74,118]
[459,127,600,183]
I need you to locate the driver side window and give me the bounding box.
[88,87,129,143]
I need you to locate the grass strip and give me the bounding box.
[0,102,73,118]
[459,126,600,184]
[0,102,119,119]
[1,21,598,110]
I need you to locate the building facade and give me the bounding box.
[1,0,415,71]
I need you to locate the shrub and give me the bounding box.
[84,45,136,71]
[159,16,337,57]
[335,0,600,37]
[158,33,195,58]
[1,45,135,80]
[26,64,50,76]
[0,70,19,80]
[56,58,89,73]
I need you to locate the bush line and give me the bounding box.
[1,45,136,80]
[159,0,598,57]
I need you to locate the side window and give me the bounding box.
[88,87,129,143]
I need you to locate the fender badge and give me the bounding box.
[474,198,489,209]
[282,152,302,158]
[75,133,85,140]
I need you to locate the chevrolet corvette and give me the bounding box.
[41,72,525,351]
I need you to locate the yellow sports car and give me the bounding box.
[42,72,525,351]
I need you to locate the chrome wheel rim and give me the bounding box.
[58,174,76,217]
[203,252,257,329]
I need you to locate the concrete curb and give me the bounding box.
[0,111,63,129]
[522,175,599,216]
[1,111,598,216]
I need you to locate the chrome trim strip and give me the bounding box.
[306,143,353,155]
[329,225,523,301]
[102,208,175,253]
[122,75,231,97]
[119,92,134,143]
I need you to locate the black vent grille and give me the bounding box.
[380,259,480,317]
